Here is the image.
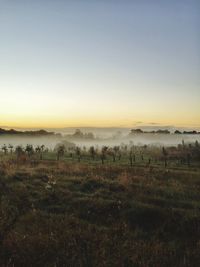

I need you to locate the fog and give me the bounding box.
[68,134,200,149]
[0,136,62,150]
[0,132,200,151]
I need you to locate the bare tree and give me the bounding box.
[8,144,13,154]
[162,147,168,168]
[40,145,45,159]
[1,145,7,155]
[35,146,41,159]
[89,146,95,160]
[75,147,81,162]
[57,145,65,161]
[101,146,108,164]
[129,150,133,166]
[25,144,34,158]
[15,146,24,160]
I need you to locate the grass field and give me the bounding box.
[0,146,200,266]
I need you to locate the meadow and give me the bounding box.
[0,142,200,266]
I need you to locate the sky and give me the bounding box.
[0,0,200,128]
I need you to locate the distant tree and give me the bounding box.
[187,153,191,167]
[129,150,133,166]
[183,130,197,134]
[113,146,120,162]
[40,145,45,159]
[25,145,34,158]
[109,149,116,162]
[143,144,147,150]
[182,140,185,148]
[195,140,199,148]
[156,129,170,134]
[15,146,24,159]
[162,147,168,167]
[57,145,65,161]
[1,144,8,155]
[35,145,41,153]
[85,132,95,140]
[130,129,143,135]
[35,144,46,159]
[35,146,41,159]
[73,129,84,138]
[174,130,182,134]
[89,146,95,160]
[54,141,75,152]
[75,147,81,162]
[8,144,14,154]
[101,146,108,164]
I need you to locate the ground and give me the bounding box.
[0,157,200,267]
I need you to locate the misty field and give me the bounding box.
[0,144,200,267]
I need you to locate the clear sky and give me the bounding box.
[0,0,199,128]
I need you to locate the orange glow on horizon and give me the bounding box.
[1,116,200,129]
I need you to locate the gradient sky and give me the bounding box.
[0,0,200,128]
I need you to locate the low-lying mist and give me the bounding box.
[0,132,200,150]
[0,136,61,150]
